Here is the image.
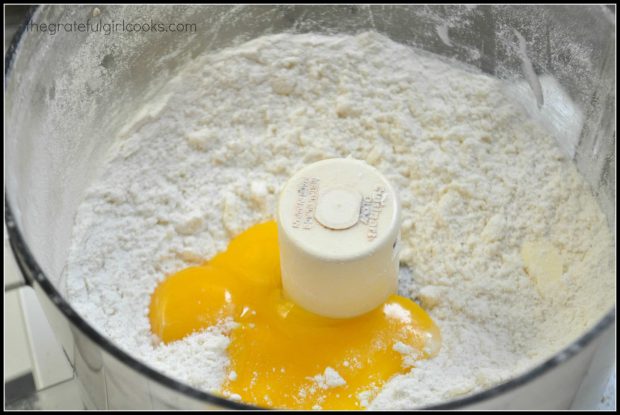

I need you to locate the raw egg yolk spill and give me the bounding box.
[149,221,440,409]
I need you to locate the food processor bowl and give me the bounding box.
[5,5,615,409]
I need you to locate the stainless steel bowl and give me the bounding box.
[5,5,615,409]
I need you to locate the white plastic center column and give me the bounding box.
[276,158,401,318]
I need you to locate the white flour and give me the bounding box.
[312,367,347,390]
[64,32,615,408]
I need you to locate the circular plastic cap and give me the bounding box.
[314,188,362,230]
[276,158,401,318]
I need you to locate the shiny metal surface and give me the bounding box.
[5,5,616,409]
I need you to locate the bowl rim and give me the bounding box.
[5,5,616,410]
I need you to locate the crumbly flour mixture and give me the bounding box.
[64,32,615,408]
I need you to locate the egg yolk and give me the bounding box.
[149,221,440,409]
